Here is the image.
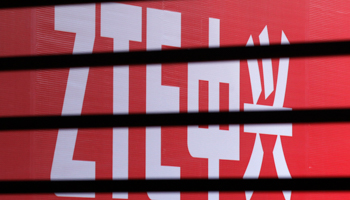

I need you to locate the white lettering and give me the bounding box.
[187,18,240,200]
[101,3,142,199]
[51,4,96,198]
[146,8,181,200]
[243,27,292,200]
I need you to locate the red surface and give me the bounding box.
[0,1,350,199]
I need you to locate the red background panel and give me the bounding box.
[1,0,350,199]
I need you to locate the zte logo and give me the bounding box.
[50,3,291,200]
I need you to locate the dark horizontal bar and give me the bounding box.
[1,108,349,130]
[1,178,350,193]
[0,0,155,9]
[1,40,350,71]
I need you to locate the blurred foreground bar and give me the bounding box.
[1,41,350,71]
[0,178,349,194]
[0,108,348,130]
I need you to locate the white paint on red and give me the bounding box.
[101,3,142,199]
[259,26,274,99]
[187,17,240,200]
[51,3,96,198]
[50,5,293,200]
[243,26,292,200]
[145,7,182,200]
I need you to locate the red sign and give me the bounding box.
[0,1,350,200]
